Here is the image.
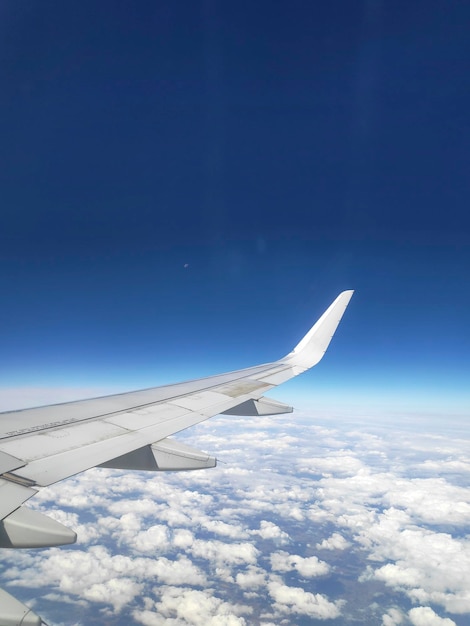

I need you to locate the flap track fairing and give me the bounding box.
[99,438,216,472]
[221,396,293,416]
[0,588,42,625]
[0,506,77,549]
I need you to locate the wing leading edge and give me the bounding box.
[0,290,353,626]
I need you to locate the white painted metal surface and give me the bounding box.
[0,589,41,626]
[284,290,354,368]
[0,506,77,548]
[222,397,293,416]
[0,479,37,520]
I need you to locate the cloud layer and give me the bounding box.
[1,409,468,625]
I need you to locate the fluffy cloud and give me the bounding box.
[417,459,470,476]
[383,478,470,525]
[381,607,404,625]
[132,524,171,553]
[267,575,342,619]
[294,424,470,618]
[298,451,365,476]
[4,545,207,612]
[270,551,330,577]
[173,528,195,549]
[358,512,470,613]
[250,520,289,542]
[235,566,267,590]
[133,586,250,626]
[83,577,142,613]
[408,607,457,626]
[189,539,259,568]
[202,519,248,539]
[316,532,350,550]
[6,546,144,612]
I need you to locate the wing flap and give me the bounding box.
[0,479,37,520]
[0,451,25,474]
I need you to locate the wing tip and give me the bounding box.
[284,289,354,367]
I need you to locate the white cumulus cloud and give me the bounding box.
[408,606,457,626]
[267,575,342,619]
[316,532,350,550]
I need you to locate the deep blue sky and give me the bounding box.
[1,1,469,411]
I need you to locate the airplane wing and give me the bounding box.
[0,290,353,625]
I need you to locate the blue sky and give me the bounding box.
[1,0,469,412]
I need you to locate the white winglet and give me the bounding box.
[283,290,354,369]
